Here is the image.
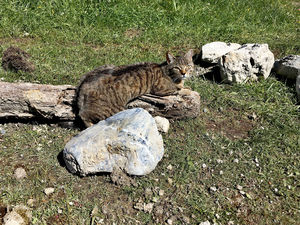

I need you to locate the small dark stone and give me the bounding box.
[2,46,35,72]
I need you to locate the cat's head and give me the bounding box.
[165,49,194,83]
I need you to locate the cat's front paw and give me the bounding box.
[178,88,192,96]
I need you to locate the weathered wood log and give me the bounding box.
[0,81,200,124]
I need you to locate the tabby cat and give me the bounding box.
[77,49,194,127]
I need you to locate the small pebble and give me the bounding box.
[202,163,207,168]
[219,170,224,175]
[203,107,209,113]
[159,189,165,196]
[216,159,223,164]
[0,129,6,135]
[210,186,217,192]
[167,164,173,170]
[167,216,176,225]
[167,218,173,225]
[134,202,144,211]
[167,178,173,185]
[27,198,35,207]
[44,187,55,195]
[233,158,239,163]
[57,209,63,214]
[182,215,190,223]
[236,185,243,190]
[144,203,154,213]
[199,221,211,225]
[14,167,27,180]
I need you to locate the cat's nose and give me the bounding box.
[181,69,186,75]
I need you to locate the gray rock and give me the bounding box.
[273,55,300,79]
[202,42,241,64]
[219,44,274,83]
[63,108,164,176]
[296,75,300,100]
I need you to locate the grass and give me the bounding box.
[0,0,299,224]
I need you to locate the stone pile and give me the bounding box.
[194,41,300,100]
[196,42,274,84]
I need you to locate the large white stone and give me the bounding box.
[219,44,274,84]
[63,108,164,176]
[201,42,241,64]
[273,55,300,79]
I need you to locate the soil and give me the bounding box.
[1,46,35,72]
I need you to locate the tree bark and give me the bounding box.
[0,81,200,124]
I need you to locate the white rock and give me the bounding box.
[144,203,154,213]
[273,55,300,79]
[14,168,27,180]
[159,189,165,196]
[296,75,300,100]
[3,205,32,225]
[167,164,173,170]
[63,108,164,176]
[199,221,211,225]
[167,218,174,225]
[27,199,35,207]
[154,116,170,133]
[210,186,217,192]
[237,185,243,190]
[219,43,274,83]
[202,42,241,64]
[44,187,55,195]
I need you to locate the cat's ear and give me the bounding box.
[184,49,194,61]
[166,52,175,64]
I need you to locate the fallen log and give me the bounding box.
[0,81,200,125]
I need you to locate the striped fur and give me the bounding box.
[77,50,194,127]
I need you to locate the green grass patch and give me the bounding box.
[0,0,299,224]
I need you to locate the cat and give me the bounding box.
[76,49,194,127]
